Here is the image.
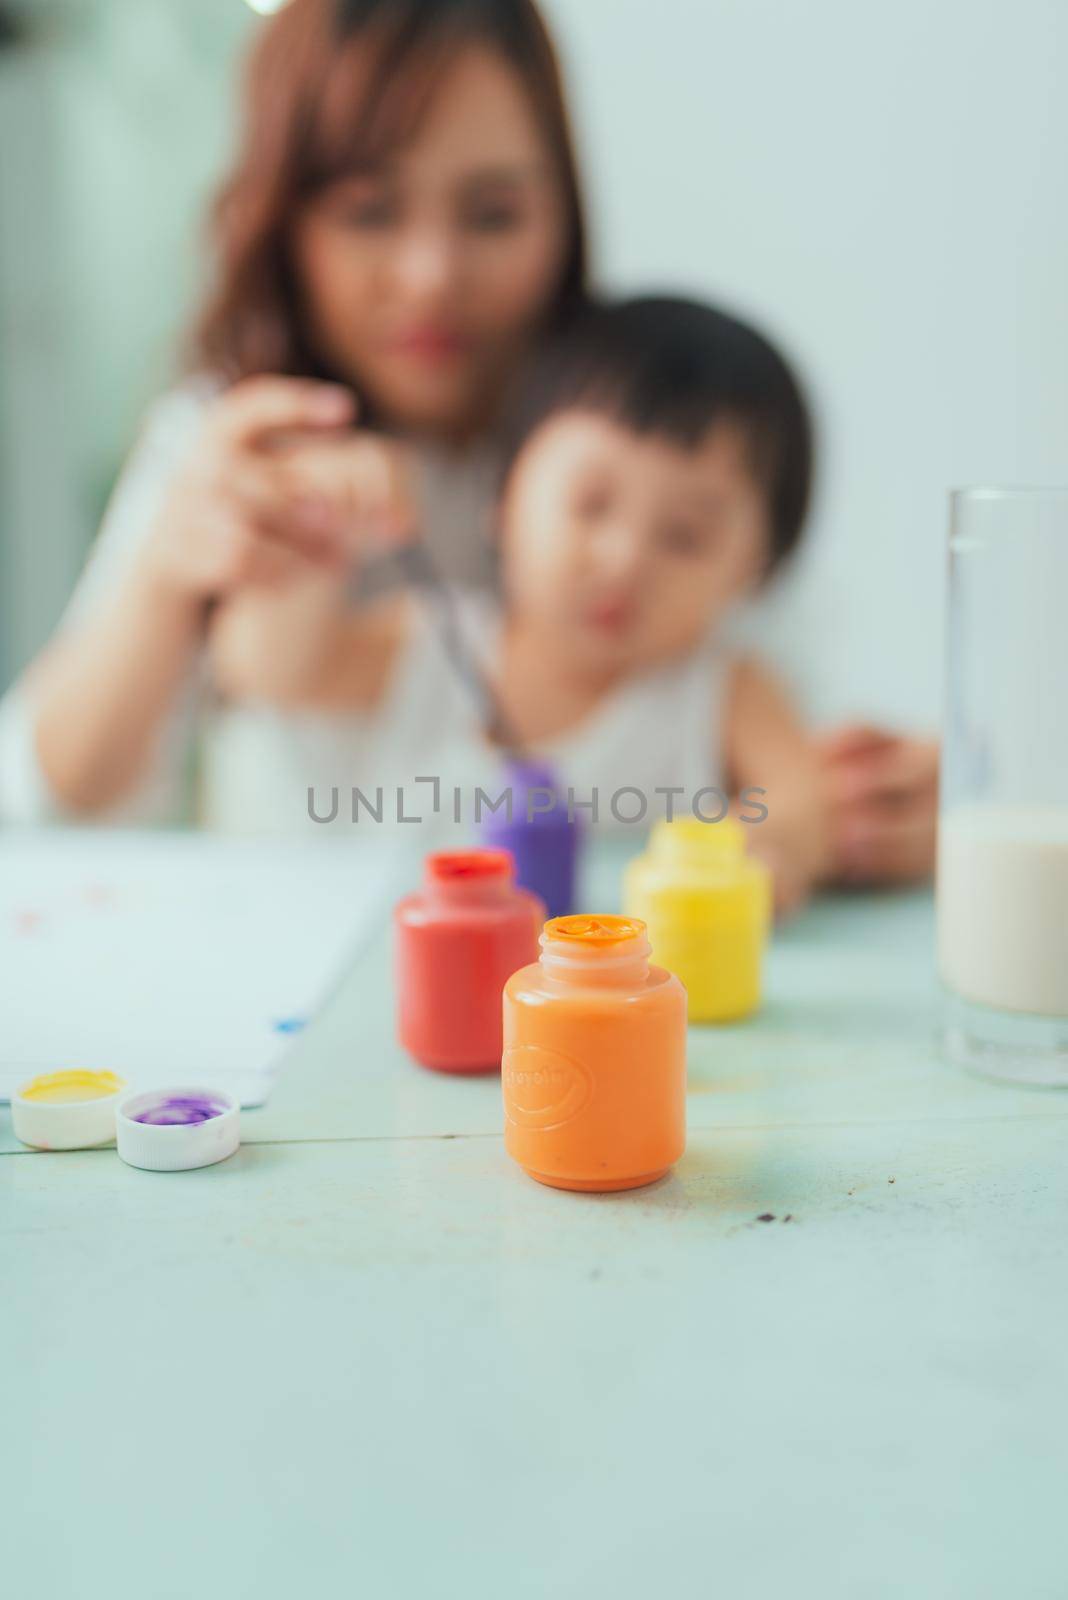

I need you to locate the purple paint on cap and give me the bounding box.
[478,758,582,919]
[133,1095,228,1127]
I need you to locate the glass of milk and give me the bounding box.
[938,488,1068,1084]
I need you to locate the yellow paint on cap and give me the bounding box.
[20,1069,124,1104]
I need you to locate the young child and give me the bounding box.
[207,295,830,910]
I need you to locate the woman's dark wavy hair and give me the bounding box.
[191,0,590,382]
[503,296,815,571]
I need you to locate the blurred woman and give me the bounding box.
[0,0,588,823]
[0,0,936,879]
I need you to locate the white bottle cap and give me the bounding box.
[115,1086,241,1172]
[12,1070,126,1150]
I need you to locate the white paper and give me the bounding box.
[0,829,405,1108]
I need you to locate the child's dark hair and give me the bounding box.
[503,295,814,571]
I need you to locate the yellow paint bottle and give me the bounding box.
[623,818,771,1022]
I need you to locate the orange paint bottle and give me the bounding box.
[502,914,687,1192]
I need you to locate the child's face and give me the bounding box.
[499,410,771,677]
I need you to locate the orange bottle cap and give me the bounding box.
[542,913,646,946]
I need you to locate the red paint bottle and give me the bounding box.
[394,849,545,1074]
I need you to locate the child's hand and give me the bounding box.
[818,724,939,885]
[141,377,415,605]
[273,429,417,567]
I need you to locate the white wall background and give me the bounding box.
[2,0,1067,729]
[544,0,1068,728]
[0,0,250,687]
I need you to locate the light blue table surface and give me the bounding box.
[3,844,1067,1599]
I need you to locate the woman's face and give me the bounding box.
[292,46,570,438]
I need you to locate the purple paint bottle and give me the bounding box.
[478,758,581,919]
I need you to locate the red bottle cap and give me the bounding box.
[425,849,515,899]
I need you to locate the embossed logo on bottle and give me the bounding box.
[502,1044,594,1131]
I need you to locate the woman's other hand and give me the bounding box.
[818,724,939,886]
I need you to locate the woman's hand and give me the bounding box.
[818,724,939,886]
[21,375,418,816]
[18,378,358,818]
[198,382,418,708]
[141,376,413,604]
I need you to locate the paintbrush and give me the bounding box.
[374,542,526,760]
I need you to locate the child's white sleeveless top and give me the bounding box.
[201,592,732,841]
